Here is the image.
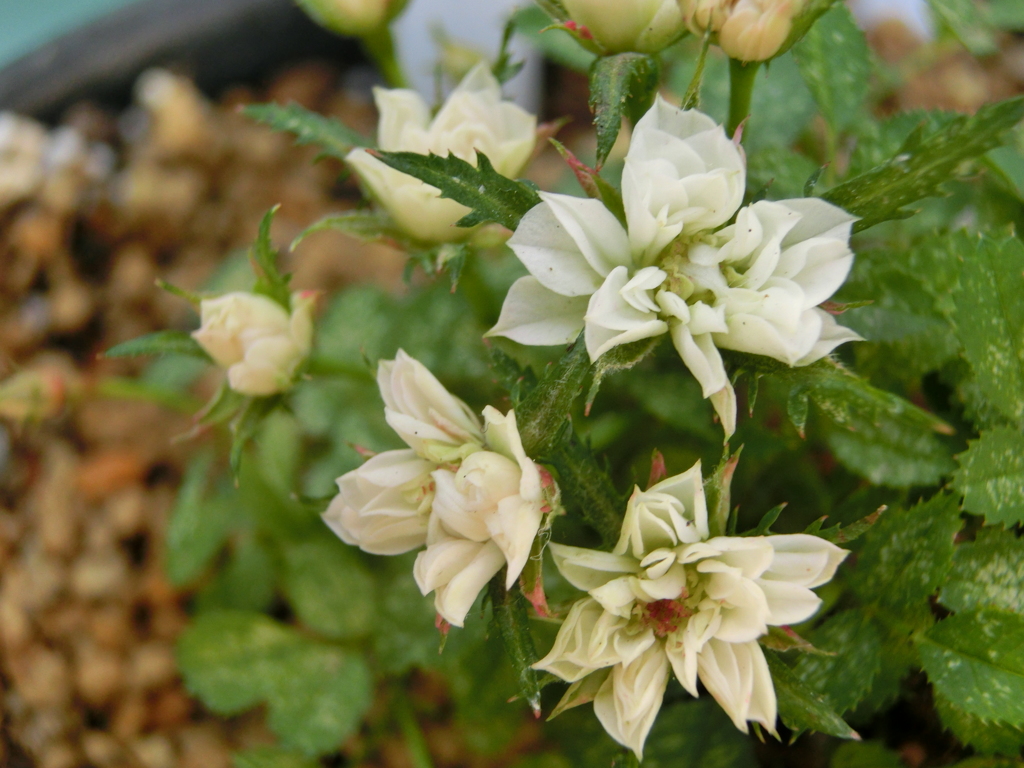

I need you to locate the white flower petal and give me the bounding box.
[549,543,638,592]
[594,644,670,760]
[508,202,608,296]
[540,191,633,277]
[487,276,589,347]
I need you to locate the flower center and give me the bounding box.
[639,598,693,637]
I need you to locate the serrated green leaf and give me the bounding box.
[370,149,541,231]
[291,210,408,249]
[642,699,758,768]
[935,692,1024,757]
[850,493,961,611]
[926,0,998,55]
[104,331,212,362]
[489,577,542,715]
[954,429,1024,525]
[280,535,376,640]
[727,354,955,487]
[954,235,1024,426]
[178,611,372,755]
[165,453,230,586]
[250,207,292,309]
[823,97,1024,231]
[919,609,1024,727]
[243,102,371,159]
[233,747,321,768]
[765,650,859,739]
[372,559,441,675]
[548,429,625,549]
[941,526,1024,614]
[589,53,660,168]
[793,4,871,134]
[794,611,882,714]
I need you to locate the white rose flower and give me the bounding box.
[413,407,547,625]
[296,0,406,36]
[489,97,860,438]
[679,0,802,62]
[346,63,537,243]
[192,291,315,397]
[561,0,686,54]
[322,449,435,555]
[534,460,849,757]
[377,349,484,462]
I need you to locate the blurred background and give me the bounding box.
[1,1,1023,768]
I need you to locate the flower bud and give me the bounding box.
[0,366,67,423]
[346,64,536,243]
[295,0,407,36]
[679,0,802,61]
[192,291,315,397]
[562,0,686,54]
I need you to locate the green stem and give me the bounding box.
[362,25,408,88]
[727,58,761,138]
[394,689,435,768]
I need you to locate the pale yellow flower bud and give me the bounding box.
[679,0,802,61]
[295,0,407,36]
[562,0,686,54]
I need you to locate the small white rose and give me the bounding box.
[322,449,434,555]
[679,0,803,62]
[615,461,710,558]
[562,0,686,54]
[192,291,314,397]
[377,349,484,462]
[346,63,536,243]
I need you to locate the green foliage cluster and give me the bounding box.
[112,2,1024,766]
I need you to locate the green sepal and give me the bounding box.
[290,210,410,250]
[516,334,591,458]
[250,206,292,309]
[104,330,212,362]
[487,575,543,716]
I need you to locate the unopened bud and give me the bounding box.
[0,367,67,423]
[192,291,315,397]
[562,0,686,54]
[680,0,802,61]
[295,0,408,37]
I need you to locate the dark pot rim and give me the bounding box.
[0,0,363,121]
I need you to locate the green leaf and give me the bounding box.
[488,577,543,716]
[764,650,859,739]
[104,331,212,362]
[728,354,955,487]
[850,493,962,612]
[954,429,1024,525]
[794,610,883,714]
[793,4,871,134]
[951,759,1024,768]
[586,336,660,414]
[250,206,292,309]
[780,0,843,57]
[830,741,903,768]
[823,97,1024,231]
[372,559,443,675]
[370,149,541,231]
[234,747,321,768]
[918,609,1024,727]
[642,699,758,768]
[165,454,230,586]
[291,211,408,249]
[547,430,625,549]
[516,335,591,458]
[990,0,1024,30]
[941,526,1024,614]
[243,102,371,160]
[194,535,276,614]
[954,235,1024,426]
[177,611,373,755]
[926,0,998,55]
[280,535,376,640]
[589,53,660,168]
[935,693,1024,757]
[230,396,282,478]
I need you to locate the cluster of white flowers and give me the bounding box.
[322,351,558,626]
[192,291,316,397]
[681,0,804,62]
[534,460,848,758]
[488,96,860,437]
[346,63,537,244]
